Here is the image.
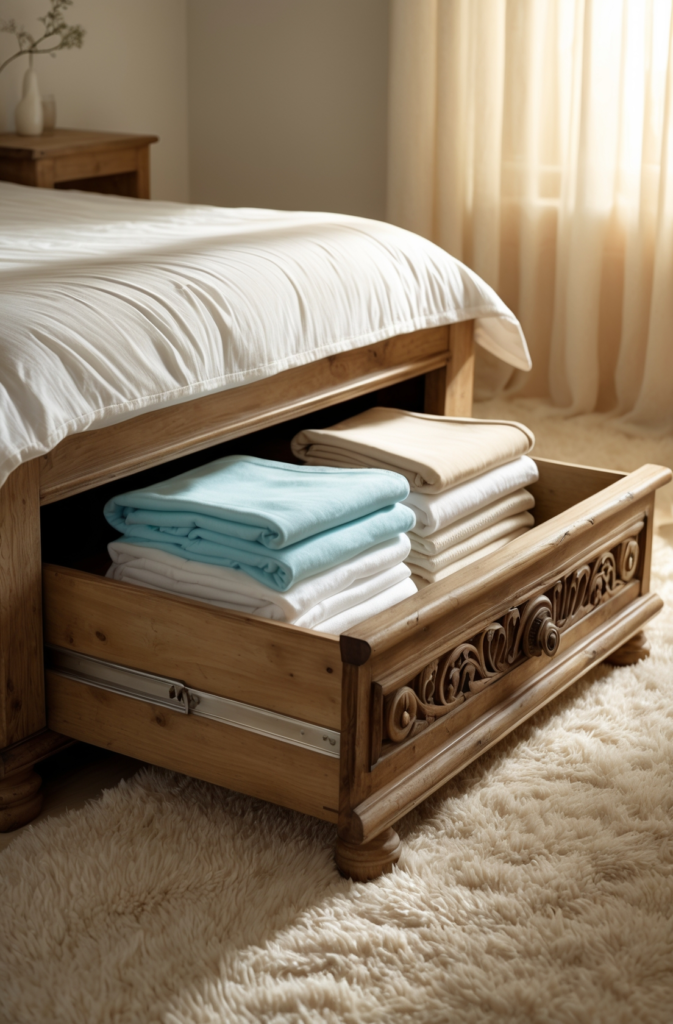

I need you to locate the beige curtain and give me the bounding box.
[388,0,673,432]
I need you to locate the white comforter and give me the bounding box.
[0,182,531,490]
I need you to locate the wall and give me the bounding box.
[187,0,390,218]
[0,0,190,201]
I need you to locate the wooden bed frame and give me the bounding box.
[1,319,669,881]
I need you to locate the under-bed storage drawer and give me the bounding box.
[42,458,670,838]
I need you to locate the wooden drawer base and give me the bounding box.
[46,672,340,823]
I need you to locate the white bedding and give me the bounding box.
[0,182,531,490]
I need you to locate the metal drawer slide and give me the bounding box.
[46,646,340,758]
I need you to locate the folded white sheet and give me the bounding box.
[410,527,531,584]
[404,456,539,536]
[406,512,535,574]
[293,565,411,628]
[315,577,417,634]
[107,534,411,625]
[291,408,535,493]
[408,489,535,556]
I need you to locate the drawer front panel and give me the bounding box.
[43,565,342,730]
[370,523,644,768]
[336,462,671,845]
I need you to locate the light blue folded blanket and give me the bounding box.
[104,455,415,591]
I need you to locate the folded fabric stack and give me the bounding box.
[104,454,417,633]
[291,408,539,587]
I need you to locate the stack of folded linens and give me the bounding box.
[104,454,417,632]
[291,408,539,587]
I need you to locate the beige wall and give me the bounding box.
[187,0,390,218]
[0,0,190,201]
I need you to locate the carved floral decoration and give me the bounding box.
[381,535,640,749]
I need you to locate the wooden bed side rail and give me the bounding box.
[38,322,476,505]
[339,462,671,668]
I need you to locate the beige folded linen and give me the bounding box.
[406,512,534,575]
[291,407,535,493]
[409,526,531,584]
[409,490,535,557]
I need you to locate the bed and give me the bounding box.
[0,182,669,879]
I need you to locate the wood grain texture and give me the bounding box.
[0,462,45,747]
[529,458,626,524]
[46,672,339,823]
[605,629,651,665]
[0,729,73,780]
[350,592,663,843]
[0,768,43,832]
[342,463,671,668]
[40,327,450,504]
[370,579,640,786]
[335,827,400,881]
[338,662,372,841]
[0,128,158,157]
[0,129,157,195]
[42,565,342,730]
[424,320,474,416]
[368,509,648,693]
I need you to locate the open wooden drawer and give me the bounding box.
[42,457,671,879]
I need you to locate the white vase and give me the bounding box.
[15,66,44,137]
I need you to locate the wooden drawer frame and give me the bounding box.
[0,317,669,879]
[39,457,670,878]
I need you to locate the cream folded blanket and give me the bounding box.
[410,526,531,584]
[404,456,539,535]
[107,535,411,626]
[406,512,534,574]
[409,490,535,556]
[291,408,534,493]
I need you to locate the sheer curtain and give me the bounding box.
[388,0,673,432]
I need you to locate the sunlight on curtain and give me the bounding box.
[388,0,673,432]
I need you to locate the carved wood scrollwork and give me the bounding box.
[379,532,640,753]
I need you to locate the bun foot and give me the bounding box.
[335,827,401,881]
[606,630,651,666]
[0,767,43,831]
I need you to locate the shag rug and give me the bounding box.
[1,404,673,1024]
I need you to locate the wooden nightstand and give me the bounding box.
[0,128,158,198]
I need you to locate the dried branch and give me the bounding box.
[0,0,85,77]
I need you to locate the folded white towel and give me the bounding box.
[409,526,531,584]
[315,577,417,634]
[107,534,411,625]
[408,490,535,557]
[404,456,539,536]
[406,512,535,575]
[292,407,535,493]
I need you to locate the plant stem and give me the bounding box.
[0,40,66,77]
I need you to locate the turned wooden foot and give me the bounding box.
[335,827,401,881]
[606,630,651,666]
[0,767,43,831]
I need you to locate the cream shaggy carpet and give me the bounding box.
[1,404,672,1024]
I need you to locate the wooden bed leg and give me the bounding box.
[335,827,401,881]
[0,767,43,831]
[0,729,73,831]
[424,320,475,417]
[0,460,46,749]
[606,630,651,666]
